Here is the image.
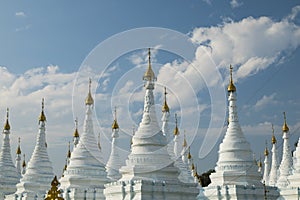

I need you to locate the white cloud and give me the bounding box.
[254,93,277,111]
[230,0,243,8]
[15,11,26,17]
[191,14,300,82]
[287,5,300,21]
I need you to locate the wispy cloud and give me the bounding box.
[230,0,243,9]
[254,93,278,111]
[15,11,26,17]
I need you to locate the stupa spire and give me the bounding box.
[106,107,122,181]
[22,154,26,175]
[0,108,19,197]
[85,78,94,105]
[277,112,293,187]
[13,99,54,198]
[269,124,279,186]
[16,137,22,178]
[73,117,79,147]
[143,48,156,81]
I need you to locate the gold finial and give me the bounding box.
[227,65,236,92]
[45,176,64,200]
[191,162,195,170]
[183,131,187,147]
[143,48,156,81]
[98,132,101,150]
[22,154,26,168]
[187,147,192,160]
[67,141,71,158]
[162,87,170,112]
[4,108,10,131]
[271,124,276,144]
[16,137,21,155]
[85,78,94,105]
[73,118,79,137]
[193,164,198,177]
[282,112,289,132]
[258,155,262,167]
[264,141,269,156]
[173,113,179,136]
[39,98,46,122]
[112,107,119,130]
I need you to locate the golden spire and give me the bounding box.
[39,98,46,122]
[67,141,71,158]
[191,162,195,171]
[22,154,26,168]
[112,107,119,130]
[85,78,94,105]
[73,118,79,137]
[271,124,276,144]
[183,131,187,148]
[258,155,262,168]
[4,108,10,131]
[264,141,269,156]
[143,48,156,81]
[16,137,21,155]
[162,87,169,112]
[282,112,289,132]
[45,176,64,200]
[227,65,236,92]
[187,147,192,160]
[173,113,179,136]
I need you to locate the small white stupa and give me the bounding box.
[59,79,109,199]
[269,125,279,186]
[104,48,199,200]
[8,99,54,200]
[200,65,279,200]
[263,142,270,185]
[0,109,19,198]
[15,137,22,179]
[106,108,122,181]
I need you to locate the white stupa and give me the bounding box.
[200,65,279,200]
[277,112,293,188]
[0,109,19,198]
[269,125,279,186]
[279,137,300,199]
[59,79,109,199]
[263,142,270,185]
[7,99,54,200]
[106,108,122,181]
[104,48,198,200]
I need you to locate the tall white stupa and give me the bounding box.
[7,99,54,200]
[59,79,109,199]
[106,108,122,181]
[263,142,270,185]
[200,65,279,200]
[277,112,293,188]
[15,137,22,179]
[0,109,19,198]
[269,125,279,186]
[104,48,198,200]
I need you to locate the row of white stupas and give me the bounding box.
[0,48,298,199]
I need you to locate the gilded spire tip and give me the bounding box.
[173,113,179,136]
[183,131,187,147]
[112,106,119,130]
[162,87,170,112]
[227,65,236,92]
[282,111,289,132]
[264,141,269,156]
[143,48,156,81]
[85,78,94,105]
[4,108,10,131]
[67,141,71,158]
[73,117,79,137]
[187,146,192,160]
[271,124,276,144]
[39,98,46,122]
[16,137,21,154]
[22,154,26,168]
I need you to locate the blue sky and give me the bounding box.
[0,0,300,175]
